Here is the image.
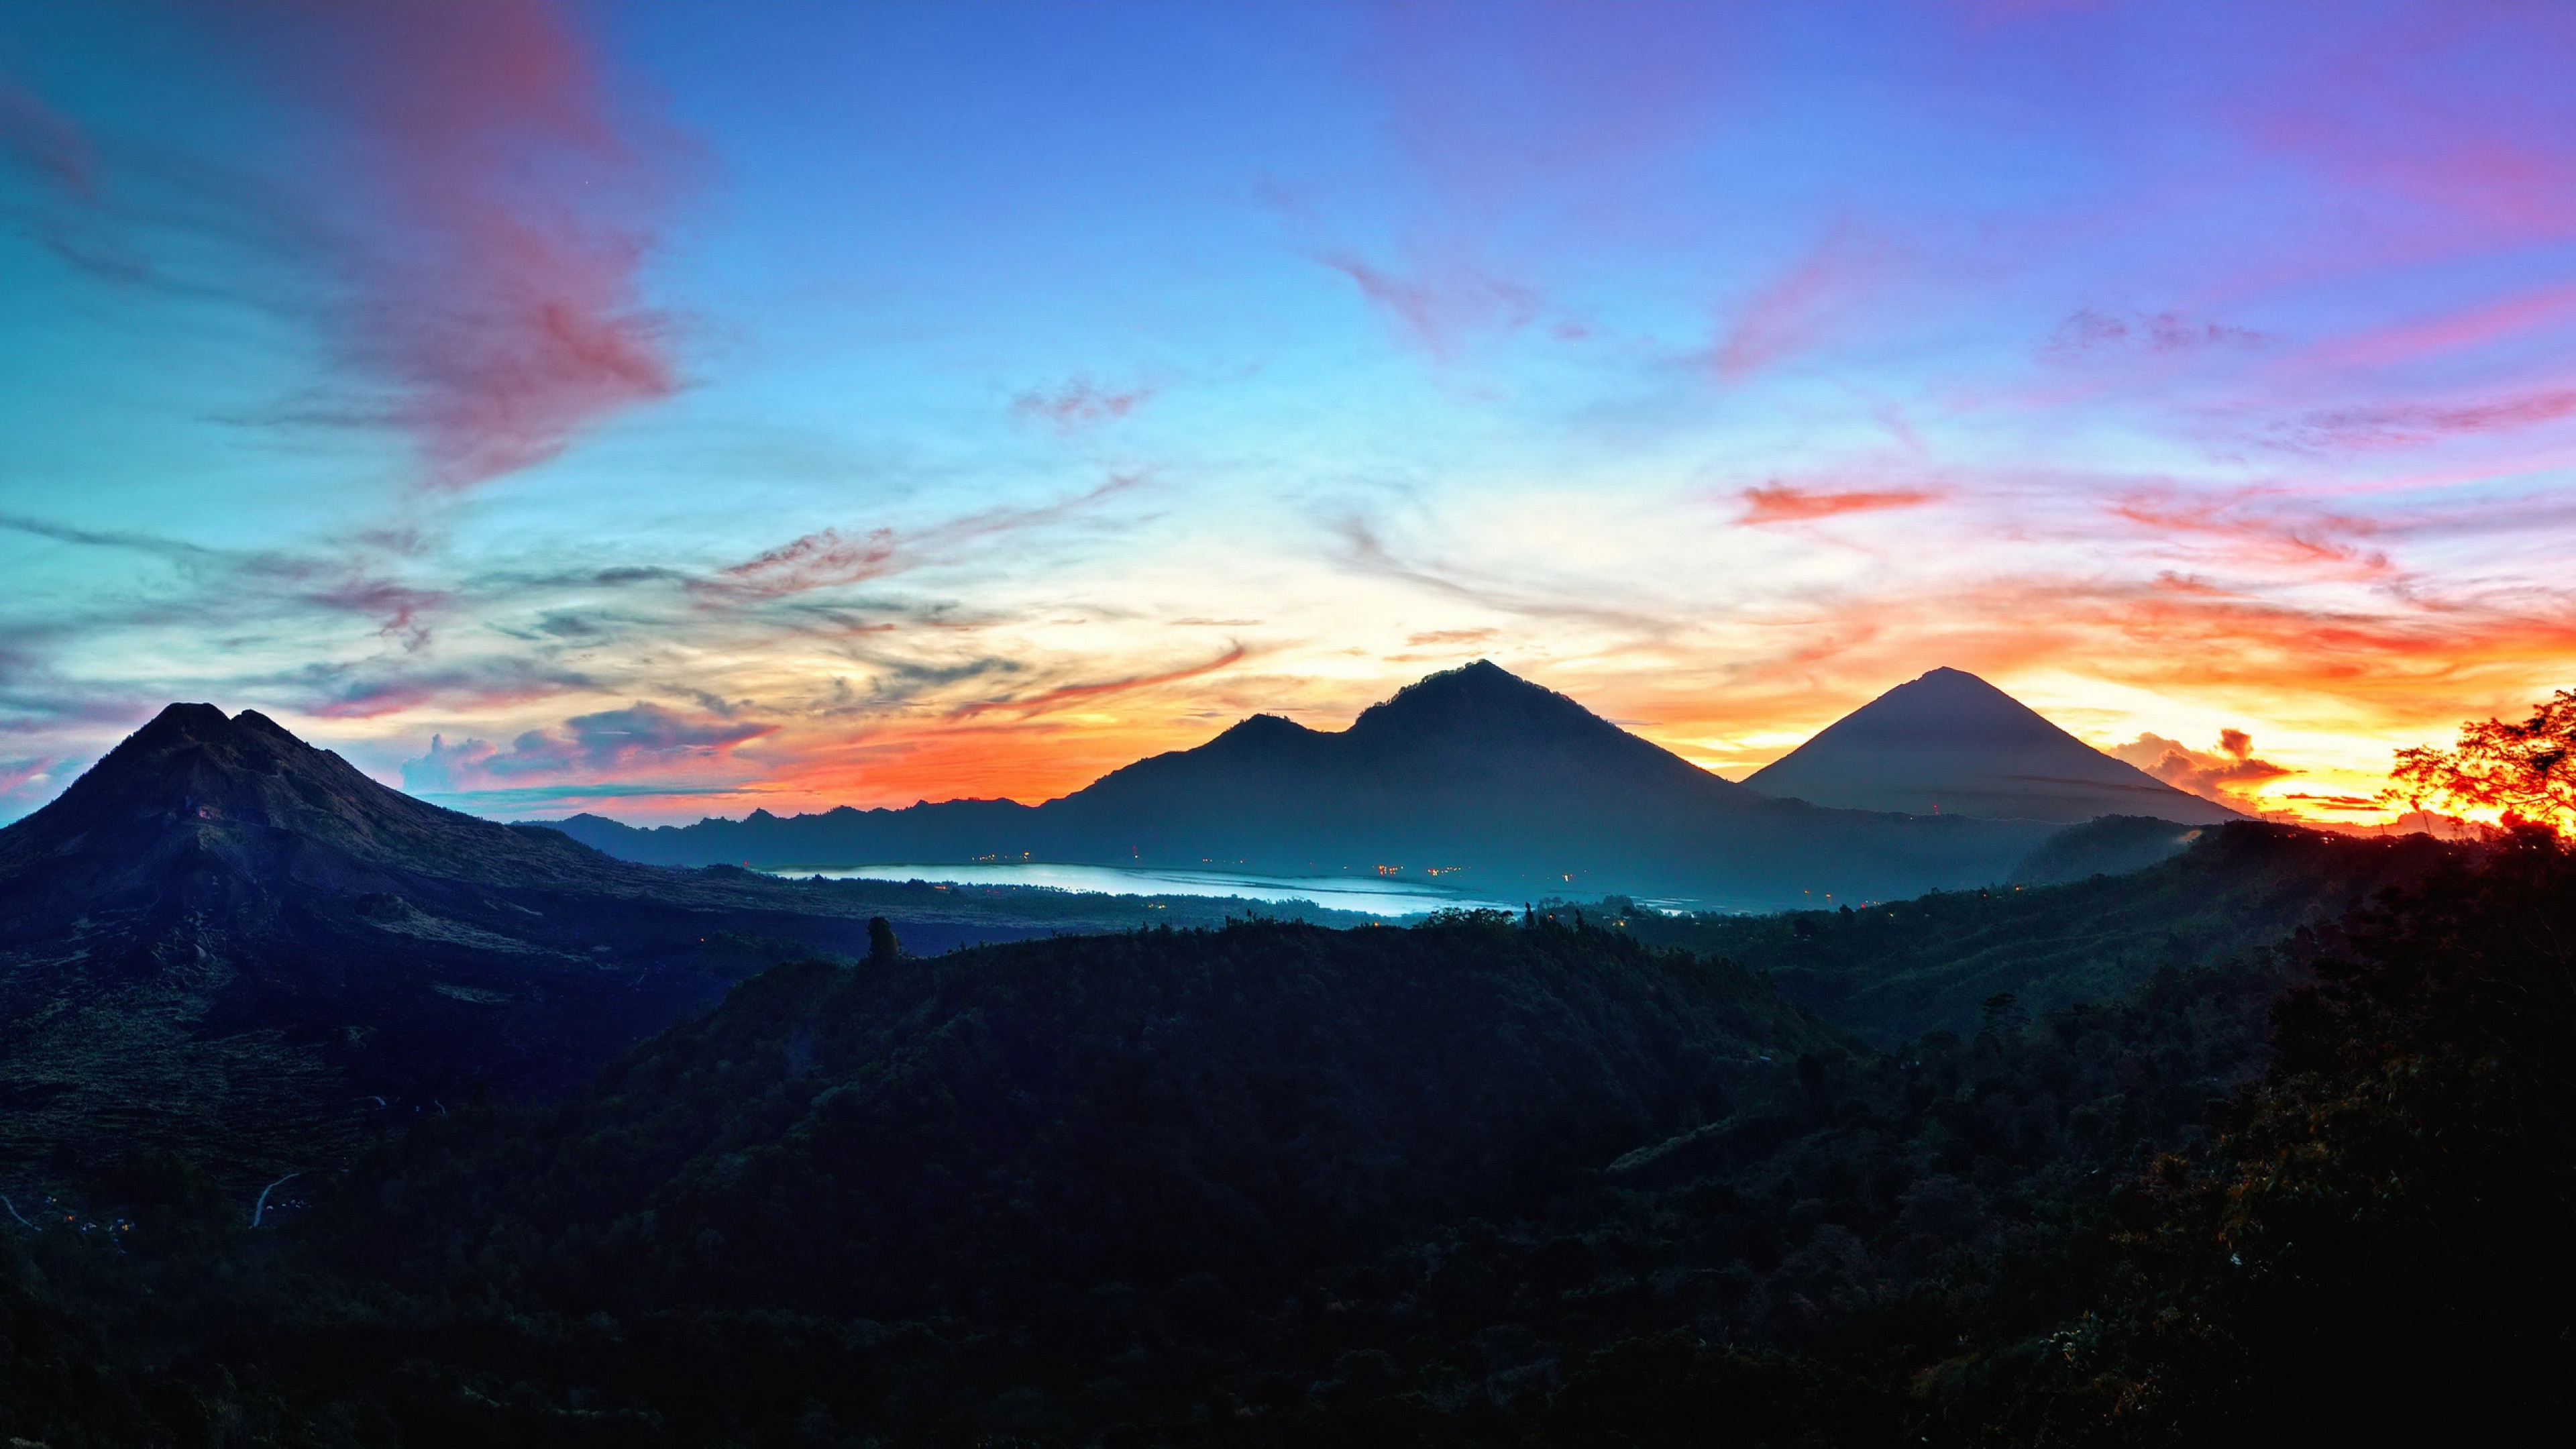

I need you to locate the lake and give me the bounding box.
[769,861,1519,918]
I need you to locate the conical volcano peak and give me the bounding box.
[1744,669,2239,824]
[1821,667,2081,747]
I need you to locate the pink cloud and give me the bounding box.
[1316,250,1543,360]
[1012,376,1156,432]
[2292,386,2576,451]
[2235,7,2576,252]
[223,0,680,490]
[2111,488,2390,576]
[1737,484,1941,525]
[305,576,449,651]
[0,76,93,194]
[2309,280,2576,373]
[708,527,901,601]
[0,757,58,799]
[1713,224,1883,382]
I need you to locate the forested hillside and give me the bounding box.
[1608,822,2451,1040]
[3,830,2567,1448]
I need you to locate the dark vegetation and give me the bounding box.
[1603,822,2449,1041]
[6,822,2569,1446]
[2002,814,2204,888]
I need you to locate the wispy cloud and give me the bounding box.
[947,644,1253,720]
[401,700,776,794]
[2047,308,2263,355]
[1334,516,1679,637]
[2109,488,2390,577]
[1713,223,1886,382]
[691,476,1145,605]
[1313,250,1544,360]
[291,657,600,720]
[0,74,93,193]
[1012,375,1157,432]
[2288,386,2576,451]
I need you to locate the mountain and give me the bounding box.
[1742,666,2241,824]
[549,661,2061,908]
[0,704,1209,1189]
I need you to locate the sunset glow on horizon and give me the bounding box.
[5,1,2575,828]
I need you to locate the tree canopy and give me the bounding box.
[2387,686,2576,833]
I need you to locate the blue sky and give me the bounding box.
[5,1,2575,824]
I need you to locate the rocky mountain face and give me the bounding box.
[551,661,2058,908]
[1743,666,2241,824]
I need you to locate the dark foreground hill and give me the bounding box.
[1612,821,2453,1042]
[0,706,1380,1191]
[336,920,1838,1317]
[7,828,2567,1447]
[1744,667,2239,824]
[549,662,2057,909]
[11,831,2563,1446]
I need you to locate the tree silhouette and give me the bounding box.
[2387,688,2576,833]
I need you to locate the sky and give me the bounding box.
[3,0,2574,828]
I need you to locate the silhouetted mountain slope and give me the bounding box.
[551,662,2060,908]
[1611,822,2455,1041]
[1743,666,2239,824]
[325,918,1842,1401]
[0,706,1263,1189]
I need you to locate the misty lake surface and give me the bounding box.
[771,862,1518,917]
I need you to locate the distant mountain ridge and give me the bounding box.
[549,661,2059,909]
[1743,667,2240,824]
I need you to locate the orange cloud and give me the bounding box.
[2107,729,2294,807]
[1737,484,1941,525]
